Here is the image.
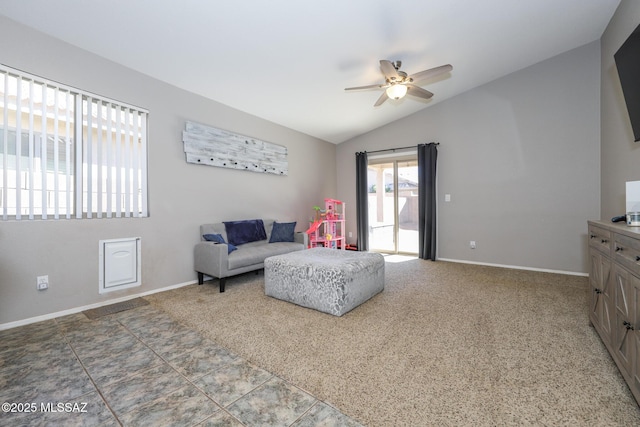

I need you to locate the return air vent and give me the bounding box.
[99,238,141,294]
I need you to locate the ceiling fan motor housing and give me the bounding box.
[388,70,408,83]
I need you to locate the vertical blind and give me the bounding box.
[0,64,148,220]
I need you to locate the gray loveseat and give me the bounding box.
[194,219,306,292]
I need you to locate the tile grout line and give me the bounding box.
[115,314,241,426]
[2,305,361,426]
[52,306,343,427]
[57,313,195,425]
[116,307,283,425]
[288,400,321,427]
[114,316,221,424]
[118,310,315,426]
[144,305,335,426]
[54,316,124,427]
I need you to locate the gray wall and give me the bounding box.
[337,42,601,274]
[601,0,640,219]
[0,17,336,326]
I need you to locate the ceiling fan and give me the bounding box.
[345,60,453,107]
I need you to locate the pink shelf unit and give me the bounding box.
[307,198,345,250]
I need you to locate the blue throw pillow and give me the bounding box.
[223,219,267,246]
[269,221,296,243]
[203,233,224,243]
[203,233,237,254]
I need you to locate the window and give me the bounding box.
[0,64,148,220]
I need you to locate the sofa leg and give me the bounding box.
[197,272,204,285]
[219,278,226,293]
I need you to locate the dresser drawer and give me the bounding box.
[589,225,612,255]
[613,233,640,277]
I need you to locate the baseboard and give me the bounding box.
[436,258,588,277]
[0,279,197,331]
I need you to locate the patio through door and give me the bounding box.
[367,155,419,254]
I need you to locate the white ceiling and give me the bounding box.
[0,0,621,144]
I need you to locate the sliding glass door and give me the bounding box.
[367,156,419,254]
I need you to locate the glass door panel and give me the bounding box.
[397,160,419,254]
[368,162,395,252]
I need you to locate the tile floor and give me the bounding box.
[0,303,363,427]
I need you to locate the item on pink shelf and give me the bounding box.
[306,220,322,234]
[307,198,346,250]
[326,205,334,220]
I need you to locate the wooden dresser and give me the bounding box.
[588,220,640,404]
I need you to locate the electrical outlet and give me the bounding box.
[470,241,476,249]
[349,232,353,238]
[37,275,49,291]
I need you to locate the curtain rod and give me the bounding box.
[363,142,439,155]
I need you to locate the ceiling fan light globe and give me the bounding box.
[386,84,407,100]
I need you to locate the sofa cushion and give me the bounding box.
[269,221,296,243]
[203,233,237,254]
[227,241,305,270]
[224,219,267,246]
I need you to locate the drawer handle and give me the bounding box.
[624,321,635,331]
[602,239,608,243]
[590,234,596,239]
[636,256,640,262]
[616,246,623,252]
[595,288,602,294]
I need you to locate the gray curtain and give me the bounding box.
[418,143,438,260]
[355,151,369,251]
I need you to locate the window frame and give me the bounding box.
[0,64,149,220]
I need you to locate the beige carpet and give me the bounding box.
[146,257,640,426]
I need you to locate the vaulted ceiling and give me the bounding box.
[0,0,621,144]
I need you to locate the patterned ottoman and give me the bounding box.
[264,247,385,316]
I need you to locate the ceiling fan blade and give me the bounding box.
[406,84,434,100]
[374,91,389,107]
[409,64,453,83]
[379,60,401,81]
[344,83,384,91]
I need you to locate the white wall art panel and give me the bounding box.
[183,121,288,175]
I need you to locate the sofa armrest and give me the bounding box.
[194,241,230,279]
[295,232,308,248]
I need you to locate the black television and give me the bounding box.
[615,23,640,142]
